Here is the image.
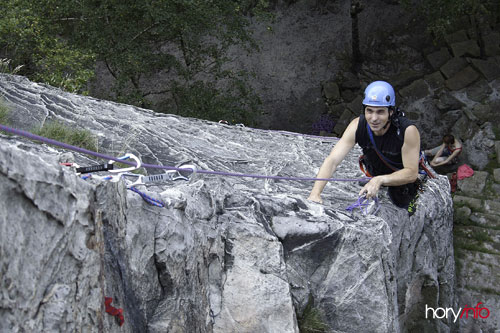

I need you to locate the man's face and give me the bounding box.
[364,106,391,133]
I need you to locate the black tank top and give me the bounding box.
[355,114,415,176]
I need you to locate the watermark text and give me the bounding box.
[425,303,490,323]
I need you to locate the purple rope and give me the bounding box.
[0,124,367,182]
[346,196,380,215]
[128,187,165,207]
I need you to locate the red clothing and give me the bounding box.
[457,164,474,180]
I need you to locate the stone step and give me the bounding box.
[455,224,499,251]
[456,250,500,293]
[469,212,500,229]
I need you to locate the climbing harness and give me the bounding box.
[407,175,427,216]
[345,195,380,216]
[358,155,372,178]
[365,123,436,179]
[407,191,419,216]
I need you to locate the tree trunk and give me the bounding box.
[350,0,364,73]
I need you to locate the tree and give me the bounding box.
[350,0,364,73]
[0,0,95,92]
[0,0,269,124]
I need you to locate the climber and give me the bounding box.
[307,80,422,209]
[424,134,462,168]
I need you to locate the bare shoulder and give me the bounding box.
[404,125,420,139]
[345,117,360,132]
[341,117,360,138]
[403,125,420,152]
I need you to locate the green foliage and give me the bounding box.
[0,100,10,125]
[33,121,97,151]
[0,0,268,122]
[33,45,95,94]
[454,254,463,277]
[0,1,96,93]
[455,226,493,243]
[399,0,499,41]
[471,229,493,243]
[168,75,261,124]
[493,126,500,140]
[454,213,500,230]
[297,296,328,333]
[454,226,498,255]
[0,58,24,74]
[454,238,497,255]
[468,286,500,296]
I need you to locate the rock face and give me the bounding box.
[0,75,456,332]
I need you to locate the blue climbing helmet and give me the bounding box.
[362,81,395,107]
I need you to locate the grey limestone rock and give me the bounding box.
[496,141,500,165]
[426,48,452,70]
[483,31,500,57]
[451,115,480,142]
[440,57,468,80]
[435,90,465,111]
[463,123,496,170]
[457,171,489,196]
[445,66,481,91]
[494,168,500,183]
[465,79,493,103]
[449,40,480,58]
[471,103,493,123]
[469,58,500,82]
[444,30,470,45]
[424,71,445,90]
[322,81,340,102]
[402,97,459,148]
[0,74,456,332]
[398,79,429,100]
[453,195,482,211]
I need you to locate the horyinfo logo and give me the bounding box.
[425,302,490,323]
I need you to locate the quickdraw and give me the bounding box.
[60,154,195,207]
[60,153,141,175]
[121,164,196,188]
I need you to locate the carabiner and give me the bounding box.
[118,172,144,188]
[108,153,142,173]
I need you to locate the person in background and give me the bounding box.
[425,134,462,167]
